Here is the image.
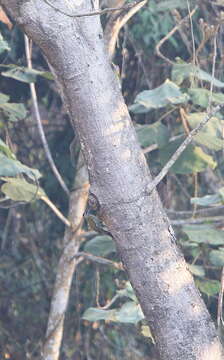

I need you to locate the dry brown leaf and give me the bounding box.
[0,7,13,29]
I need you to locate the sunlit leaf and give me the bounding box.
[156,0,190,11]
[191,194,222,206]
[0,138,15,159]
[117,281,138,302]
[188,88,224,108]
[209,249,224,267]
[0,153,41,179]
[1,66,54,83]
[129,79,188,113]
[82,301,144,324]
[82,308,116,322]
[140,325,154,342]
[172,61,224,87]
[0,93,9,104]
[183,224,224,245]
[113,301,144,324]
[136,122,170,148]
[0,102,27,121]
[159,139,216,174]
[187,112,224,151]
[1,178,45,202]
[188,264,205,277]
[84,235,116,256]
[196,279,220,297]
[218,188,224,201]
[0,31,10,54]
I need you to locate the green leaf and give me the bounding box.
[84,235,116,256]
[82,302,144,324]
[172,61,224,87]
[188,264,205,277]
[196,279,220,297]
[0,93,10,104]
[156,0,190,11]
[140,325,154,342]
[113,301,144,324]
[0,138,15,159]
[116,282,138,302]
[183,224,224,245]
[136,122,170,148]
[218,187,224,202]
[159,139,216,174]
[129,79,189,114]
[191,194,222,206]
[0,92,27,122]
[187,112,224,151]
[1,66,54,83]
[1,178,45,202]
[82,308,116,322]
[0,32,10,54]
[209,249,224,267]
[188,88,224,108]
[0,102,27,122]
[0,153,41,180]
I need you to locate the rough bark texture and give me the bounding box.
[2,1,223,359]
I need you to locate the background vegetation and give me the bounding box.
[0,0,224,359]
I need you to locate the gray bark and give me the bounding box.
[2,1,223,359]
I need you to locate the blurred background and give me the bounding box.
[0,0,224,359]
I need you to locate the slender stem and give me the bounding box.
[147,104,224,193]
[41,196,71,227]
[24,35,70,196]
[43,0,146,18]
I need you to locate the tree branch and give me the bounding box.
[147,104,224,194]
[43,0,146,18]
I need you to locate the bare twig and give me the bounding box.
[71,251,123,269]
[1,207,13,251]
[217,267,224,329]
[170,174,191,200]
[147,104,224,194]
[209,26,219,110]
[104,0,147,60]
[167,206,224,219]
[24,35,70,197]
[171,216,224,226]
[43,0,146,18]
[41,196,71,227]
[156,6,197,65]
[187,0,196,66]
[127,32,151,88]
[143,134,183,155]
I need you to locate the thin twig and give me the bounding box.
[1,207,13,251]
[192,173,198,217]
[41,196,71,227]
[171,215,224,226]
[187,0,196,66]
[43,0,146,18]
[156,6,197,65]
[217,267,224,328]
[209,27,218,110]
[24,35,70,196]
[167,205,224,219]
[147,104,224,193]
[170,174,191,200]
[143,134,183,155]
[71,251,123,269]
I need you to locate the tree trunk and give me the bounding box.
[2,1,223,359]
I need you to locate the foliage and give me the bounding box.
[0,1,224,359]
